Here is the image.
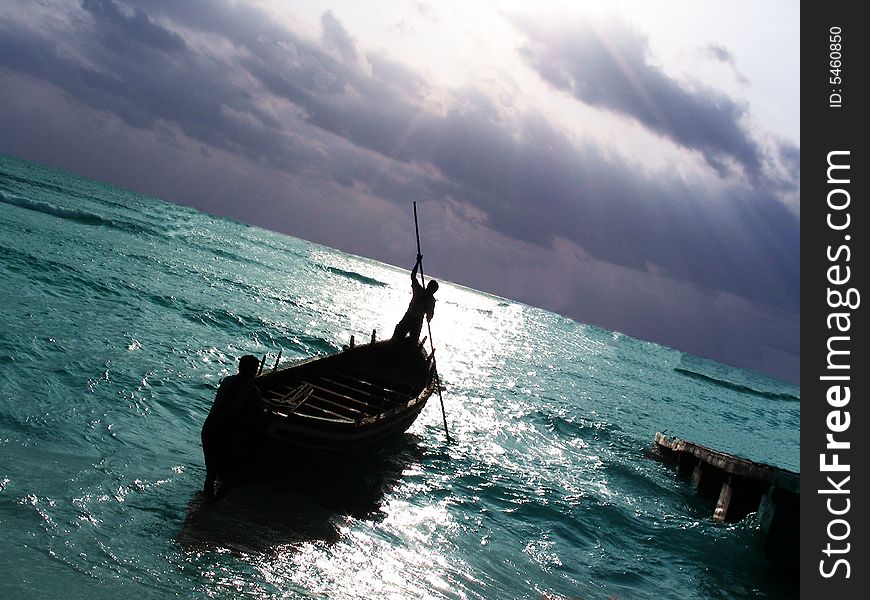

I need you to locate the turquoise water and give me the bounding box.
[0,154,799,599]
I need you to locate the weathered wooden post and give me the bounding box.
[714,475,734,522]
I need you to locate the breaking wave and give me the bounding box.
[1,190,155,236]
[674,368,799,401]
[1,190,115,227]
[324,265,388,288]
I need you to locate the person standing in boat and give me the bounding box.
[200,354,263,497]
[392,254,438,342]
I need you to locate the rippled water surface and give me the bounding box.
[1,155,800,599]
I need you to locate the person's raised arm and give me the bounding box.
[411,256,423,288]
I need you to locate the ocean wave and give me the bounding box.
[1,190,156,237]
[323,266,388,288]
[0,241,128,301]
[673,368,799,401]
[1,190,115,226]
[0,169,95,204]
[529,409,620,442]
[283,333,340,356]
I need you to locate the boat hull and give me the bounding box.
[255,339,436,456]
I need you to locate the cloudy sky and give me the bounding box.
[0,0,799,382]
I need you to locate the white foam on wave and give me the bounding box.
[0,189,109,226]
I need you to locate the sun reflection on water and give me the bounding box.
[245,497,467,599]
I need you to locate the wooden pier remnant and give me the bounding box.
[652,432,799,571]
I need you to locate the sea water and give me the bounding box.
[0,154,799,599]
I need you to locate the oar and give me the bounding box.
[413,201,450,443]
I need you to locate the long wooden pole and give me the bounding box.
[413,202,450,442]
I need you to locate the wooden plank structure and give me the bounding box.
[653,432,799,571]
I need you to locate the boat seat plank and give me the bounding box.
[266,383,313,411]
[317,376,397,400]
[320,374,394,398]
[299,387,367,418]
[305,381,378,411]
[293,397,356,422]
[288,410,355,424]
[355,371,420,393]
[332,370,416,397]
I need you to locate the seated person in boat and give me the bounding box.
[392,254,438,342]
[201,354,263,497]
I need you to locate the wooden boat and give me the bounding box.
[255,338,437,455]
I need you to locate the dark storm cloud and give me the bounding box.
[0,1,320,172]
[513,15,764,179]
[321,10,362,64]
[81,0,186,53]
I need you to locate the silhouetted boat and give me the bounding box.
[256,339,437,454]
